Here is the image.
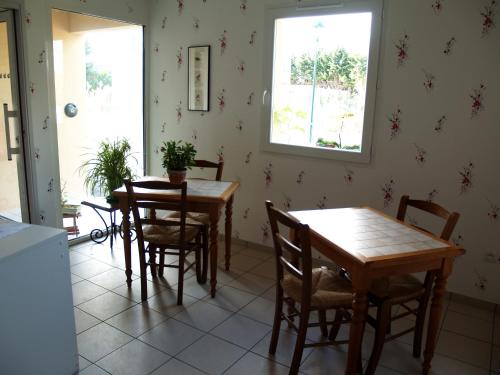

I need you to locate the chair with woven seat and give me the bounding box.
[363,195,460,375]
[159,159,224,282]
[124,179,206,305]
[265,201,357,375]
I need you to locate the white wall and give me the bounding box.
[148,0,500,303]
[0,0,149,226]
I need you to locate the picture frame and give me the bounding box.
[188,45,210,111]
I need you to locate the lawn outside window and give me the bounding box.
[261,0,383,163]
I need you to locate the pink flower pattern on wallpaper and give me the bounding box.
[296,171,305,184]
[435,115,447,132]
[388,107,402,139]
[30,82,35,94]
[432,0,443,13]
[217,146,224,162]
[480,0,496,36]
[261,222,270,243]
[219,30,228,54]
[161,17,167,29]
[193,17,200,30]
[470,83,485,117]
[459,162,474,193]
[474,270,488,291]
[443,37,456,55]
[414,144,427,164]
[176,101,182,123]
[317,196,327,209]
[382,179,395,207]
[217,89,226,111]
[264,163,273,187]
[487,202,499,221]
[423,70,435,91]
[177,0,184,15]
[235,120,243,132]
[282,195,292,210]
[177,47,183,68]
[249,31,257,45]
[247,92,254,105]
[427,189,438,202]
[344,168,354,184]
[25,12,32,24]
[240,0,247,13]
[245,152,252,164]
[243,208,250,219]
[395,34,409,65]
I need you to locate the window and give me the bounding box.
[261,0,382,163]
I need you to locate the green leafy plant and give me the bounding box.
[79,139,136,201]
[160,140,197,171]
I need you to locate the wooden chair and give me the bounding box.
[363,195,460,375]
[265,201,357,375]
[124,179,206,305]
[159,159,223,282]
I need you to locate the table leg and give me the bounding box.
[423,260,451,375]
[209,206,221,297]
[346,286,369,375]
[224,195,234,271]
[120,204,133,287]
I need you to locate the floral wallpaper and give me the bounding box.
[149,0,500,303]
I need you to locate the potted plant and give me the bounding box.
[80,138,136,203]
[160,140,196,183]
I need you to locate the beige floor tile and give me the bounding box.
[238,246,274,261]
[442,310,493,342]
[113,278,166,303]
[447,299,495,322]
[211,264,245,286]
[419,354,491,375]
[203,285,257,312]
[71,273,84,285]
[96,339,169,375]
[138,318,204,355]
[228,272,275,296]
[77,322,133,362]
[436,330,491,369]
[106,304,167,337]
[150,358,206,375]
[225,352,291,375]
[248,258,277,280]
[251,330,314,368]
[78,364,109,375]
[72,280,108,306]
[261,287,277,301]
[182,275,213,299]
[88,268,137,290]
[177,334,246,375]
[175,300,233,332]
[146,288,197,317]
[223,253,265,272]
[376,340,423,374]
[71,259,114,279]
[70,252,91,266]
[78,291,136,320]
[211,313,271,349]
[301,346,352,375]
[239,296,277,326]
[78,355,92,371]
[74,307,101,334]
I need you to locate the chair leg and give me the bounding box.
[413,297,430,358]
[269,288,284,355]
[329,308,344,341]
[158,249,165,277]
[365,301,391,375]
[201,225,209,283]
[196,233,203,283]
[149,246,157,278]
[318,310,328,337]
[290,307,310,375]
[177,249,185,305]
[138,246,148,302]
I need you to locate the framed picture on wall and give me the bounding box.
[188,45,210,111]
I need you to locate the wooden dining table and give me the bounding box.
[113,177,240,297]
[289,207,464,375]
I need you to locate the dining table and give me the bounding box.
[288,206,464,375]
[113,177,240,297]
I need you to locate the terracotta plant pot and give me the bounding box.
[167,169,187,184]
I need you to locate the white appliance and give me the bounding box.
[0,221,78,375]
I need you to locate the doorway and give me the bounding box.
[0,9,30,223]
[51,10,144,240]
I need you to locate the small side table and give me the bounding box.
[81,198,122,250]
[62,204,81,235]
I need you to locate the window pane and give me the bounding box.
[270,12,372,152]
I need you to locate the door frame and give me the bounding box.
[0,5,35,223]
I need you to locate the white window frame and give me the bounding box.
[261,0,383,163]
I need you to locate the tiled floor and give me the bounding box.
[70,239,499,375]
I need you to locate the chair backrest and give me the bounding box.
[191,159,224,181]
[265,200,312,305]
[396,195,460,241]
[124,179,188,249]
